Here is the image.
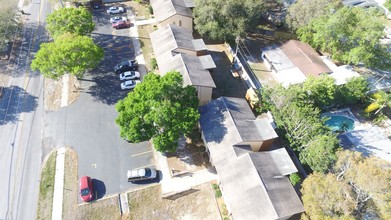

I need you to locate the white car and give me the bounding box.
[127,167,157,182]
[110,16,127,23]
[121,80,141,90]
[119,71,140,80]
[106,6,125,14]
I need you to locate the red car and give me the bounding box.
[79,176,93,202]
[112,20,131,29]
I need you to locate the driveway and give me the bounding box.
[44,5,154,198]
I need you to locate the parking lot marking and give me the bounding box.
[91,163,97,168]
[132,164,154,170]
[131,150,152,157]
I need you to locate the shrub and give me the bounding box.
[289,173,301,186]
[148,5,153,14]
[151,57,158,70]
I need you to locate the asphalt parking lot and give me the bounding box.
[44,4,155,199]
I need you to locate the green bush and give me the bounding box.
[151,57,158,70]
[212,184,222,198]
[148,5,153,14]
[289,173,301,186]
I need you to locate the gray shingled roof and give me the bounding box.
[219,150,304,220]
[199,97,304,219]
[150,0,193,22]
[159,54,216,88]
[199,97,278,165]
[150,24,206,58]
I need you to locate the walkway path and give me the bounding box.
[51,147,66,220]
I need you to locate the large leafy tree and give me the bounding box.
[46,7,94,38]
[303,75,336,108]
[285,0,342,31]
[335,76,369,106]
[0,0,19,52]
[302,151,391,219]
[193,0,265,42]
[31,33,104,79]
[298,6,390,70]
[116,71,200,152]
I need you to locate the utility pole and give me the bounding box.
[233,36,240,64]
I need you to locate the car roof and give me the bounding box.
[125,80,135,85]
[80,176,90,188]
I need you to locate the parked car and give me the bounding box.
[112,20,131,29]
[106,6,125,14]
[114,60,138,73]
[110,16,127,23]
[121,80,141,90]
[79,176,93,202]
[119,71,140,80]
[91,2,101,10]
[127,167,157,182]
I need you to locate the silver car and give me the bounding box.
[110,16,127,23]
[127,167,157,182]
[119,71,140,81]
[120,80,141,90]
[106,6,125,14]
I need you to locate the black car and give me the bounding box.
[114,60,139,73]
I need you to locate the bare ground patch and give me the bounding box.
[44,75,80,111]
[127,183,220,220]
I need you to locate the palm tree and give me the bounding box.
[365,90,391,115]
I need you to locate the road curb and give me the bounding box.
[51,147,66,220]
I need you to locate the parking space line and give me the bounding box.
[131,150,152,157]
[132,164,155,170]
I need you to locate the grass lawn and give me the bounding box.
[36,150,57,220]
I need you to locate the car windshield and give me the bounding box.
[121,61,129,66]
[144,168,152,177]
[81,188,90,196]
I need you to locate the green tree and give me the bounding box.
[46,7,95,38]
[335,76,369,106]
[31,33,104,79]
[385,0,391,11]
[285,0,342,31]
[299,133,339,173]
[193,0,265,42]
[116,71,200,152]
[303,75,336,108]
[0,0,19,52]
[297,6,390,70]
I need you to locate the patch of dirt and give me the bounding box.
[67,75,80,105]
[62,148,78,220]
[166,129,211,175]
[44,78,62,111]
[127,183,220,220]
[44,75,80,111]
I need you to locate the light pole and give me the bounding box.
[233,36,240,64]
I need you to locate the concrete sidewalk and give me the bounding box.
[51,147,66,220]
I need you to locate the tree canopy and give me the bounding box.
[31,33,104,79]
[285,0,342,31]
[193,0,265,42]
[301,150,391,219]
[46,7,95,38]
[297,6,391,70]
[116,71,200,152]
[0,0,19,52]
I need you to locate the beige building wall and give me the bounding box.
[159,15,193,30]
[197,86,213,106]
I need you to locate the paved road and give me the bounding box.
[0,0,51,219]
[44,6,153,200]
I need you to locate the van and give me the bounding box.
[127,167,157,182]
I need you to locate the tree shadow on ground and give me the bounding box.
[0,85,38,125]
[208,50,247,99]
